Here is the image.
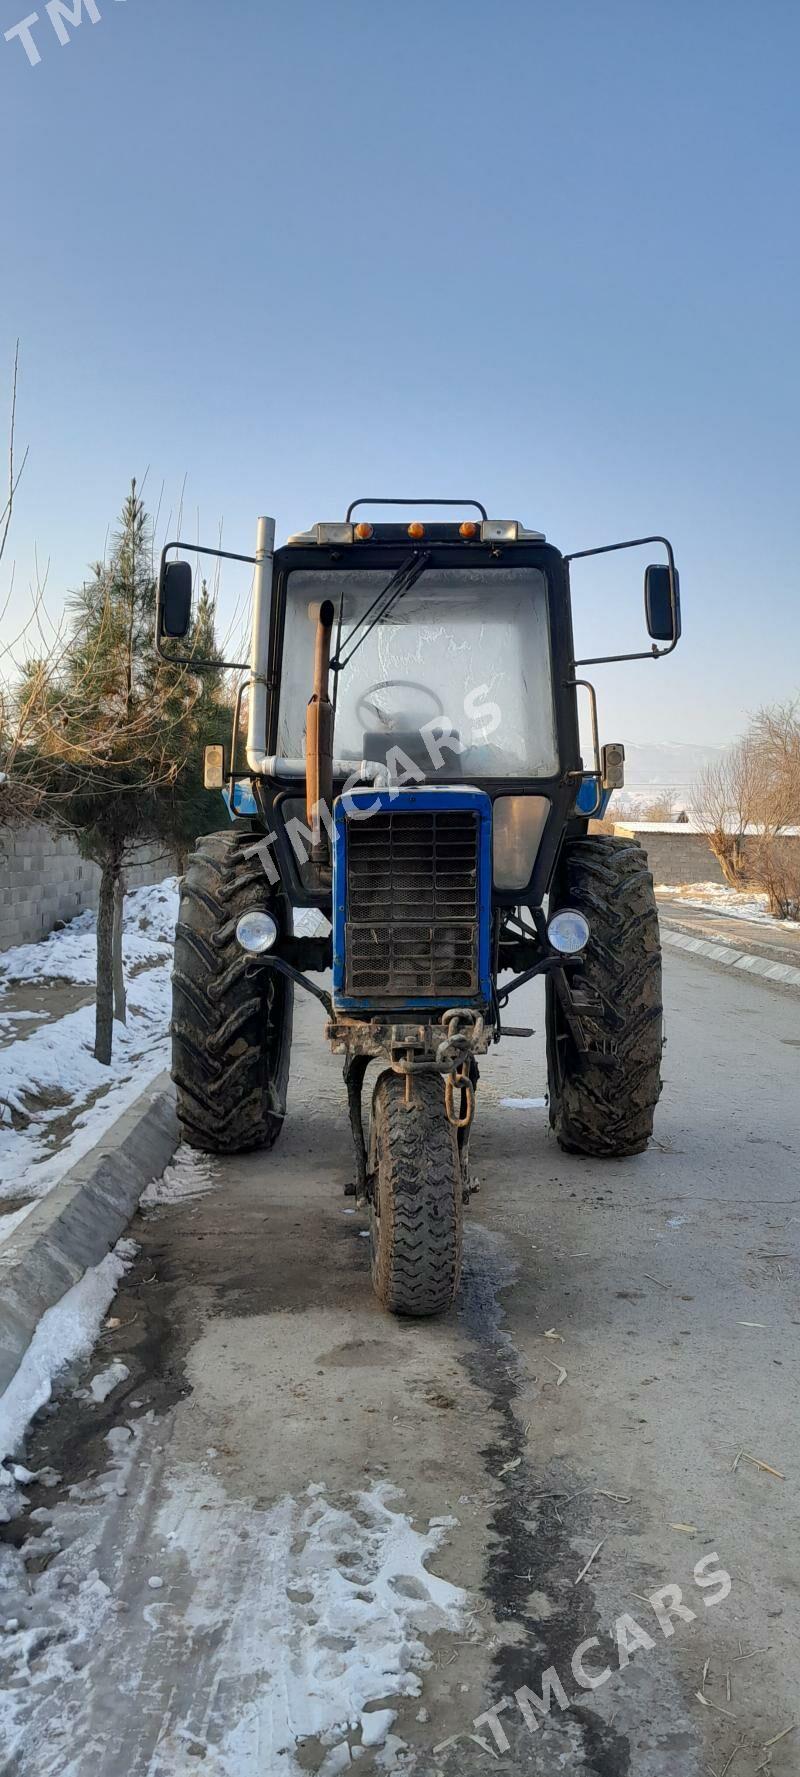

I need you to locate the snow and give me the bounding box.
[618,819,800,837]
[0,878,178,992]
[0,1238,137,1477]
[87,1361,130,1404]
[616,819,709,834]
[0,1201,36,1244]
[0,880,179,1209]
[141,1144,216,1206]
[500,1096,547,1110]
[0,881,331,1214]
[656,880,800,931]
[360,1709,397,1747]
[148,1472,468,1770]
[0,1456,470,1774]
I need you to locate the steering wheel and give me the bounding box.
[356,678,445,730]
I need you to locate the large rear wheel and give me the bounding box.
[370,1071,463,1316]
[172,830,293,1153]
[546,835,663,1157]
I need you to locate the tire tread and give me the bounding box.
[171,831,293,1154]
[547,836,663,1158]
[370,1072,462,1316]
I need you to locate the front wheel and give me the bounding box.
[546,835,663,1157]
[172,830,293,1154]
[370,1072,463,1316]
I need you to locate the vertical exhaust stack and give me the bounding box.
[245,516,276,776]
[306,599,336,876]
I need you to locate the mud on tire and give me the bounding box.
[172,830,293,1154]
[546,835,663,1158]
[370,1071,462,1317]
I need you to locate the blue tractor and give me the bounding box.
[157,500,681,1316]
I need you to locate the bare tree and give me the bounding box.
[748,700,800,917]
[0,342,31,826]
[644,789,677,823]
[693,702,800,915]
[693,739,763,889]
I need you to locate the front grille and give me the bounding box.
[344,809,479,998]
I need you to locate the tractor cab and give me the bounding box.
[274,541,560,786]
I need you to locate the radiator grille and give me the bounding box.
[344,809,480,998]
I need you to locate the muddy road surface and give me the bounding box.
[2,950,799,1776]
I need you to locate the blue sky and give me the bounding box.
[2,0,798,747]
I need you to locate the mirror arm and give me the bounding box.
[565,533,679,666]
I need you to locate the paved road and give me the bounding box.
[2,949,799,1777]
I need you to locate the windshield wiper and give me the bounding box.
[330,549,432,674]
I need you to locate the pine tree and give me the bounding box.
[8,482,229,1063]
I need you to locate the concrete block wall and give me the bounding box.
[609,824,800,889]
[0,824,177,952]
[612,827,725,886]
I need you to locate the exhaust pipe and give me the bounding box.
[305,599,335,874]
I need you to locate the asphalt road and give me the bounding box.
[2,948,799,1777]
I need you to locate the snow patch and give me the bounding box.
[0,879,178,994]
[0,1239,137,1476]
[656,880,800,931]
[151,1471,468,1771]
[0,1414,469,1775]
[142,1144,216,1206]
[360,1708,397,1747]
[88,1361,130,1404]
[499,1096,547,1110]
[0,881,179,1205]
[0,1201,35,1246]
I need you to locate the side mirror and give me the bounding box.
[644,564,681,643]
[158,559,193,639]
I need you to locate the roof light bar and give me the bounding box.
[284,517,548,546]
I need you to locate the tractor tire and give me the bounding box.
[171,830,293,1154]
[370,1071,463,1317]
[546,835,663,1158]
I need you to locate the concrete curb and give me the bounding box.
[661,923,800,990]
[0,1071,179,1398]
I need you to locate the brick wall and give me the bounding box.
[0,824,177,952]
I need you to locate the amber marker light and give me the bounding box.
[459,520,478,538]
[408,521,425,538]
[354,522,374,540]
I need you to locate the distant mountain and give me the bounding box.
[617,741,727,808]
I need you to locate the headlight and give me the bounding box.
[547,909,590,955]
[493,796,549,891]
[235,910,278,954]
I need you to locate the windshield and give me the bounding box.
[275,564,558,778]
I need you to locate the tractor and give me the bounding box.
[156,499,681,1316]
